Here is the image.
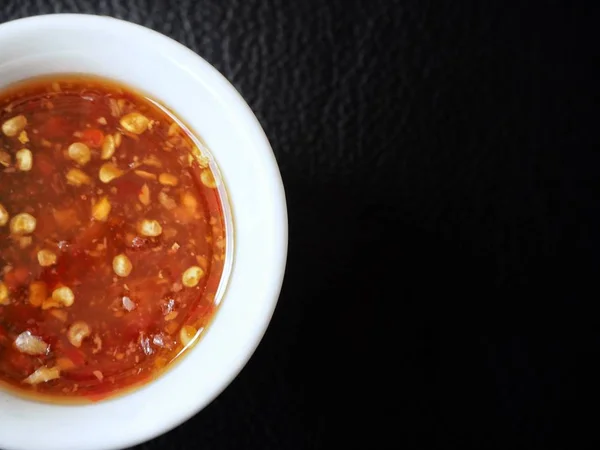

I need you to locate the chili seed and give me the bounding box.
[2,115,27,137]
[134,170,156,180]
[200,169,217,188]
[139,183,151,206]
[179,325,197,347]
[158,191,176,210]
[143,155,162,168]
[101,135,116,160]
[112,254,133,277]
[67,142,91,166]
[0,203,9,226]
[29,281,47,307]
[181,192,198,214]
[55,357,75,370]
[92,196,111,222]
[66,168,92,186]
[137,219,162,237]
[18,131,29,144]
[0,150,10,167]
[120,112,150,134]
[41,299,59,310]
[50,310,68,322]
[99,163,123,183]
[181,266,204,288]
[10,212,36,235]
[167,122,179,137]
[67,321,91,347]
[164,311,178,321]
[158,173,178,186]
[188,146,209,168]
[18,236,32,249]
[37,249,57,267]
[0,282,9,305]
[15,148,33,171]
[52,286,75,307]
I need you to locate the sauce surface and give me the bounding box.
[0,76,227,401]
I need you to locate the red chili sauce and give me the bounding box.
[0,76,226,401]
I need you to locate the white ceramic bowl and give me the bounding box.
[0,14,287,450]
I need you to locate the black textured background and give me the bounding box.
[1,1,598,449]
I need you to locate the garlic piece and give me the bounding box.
[23,366,60,385]
[122,296,136,312]
[15,331,49,355]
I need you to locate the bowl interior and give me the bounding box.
[0,14,287,450]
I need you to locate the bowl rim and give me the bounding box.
[0,13,288,450]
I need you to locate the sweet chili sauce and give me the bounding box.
[0,75,227,401]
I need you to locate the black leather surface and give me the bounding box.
[1,1,598,449]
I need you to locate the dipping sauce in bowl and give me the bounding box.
[0,75,227,401]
